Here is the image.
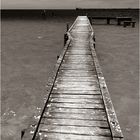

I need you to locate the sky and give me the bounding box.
[1,0,139,9]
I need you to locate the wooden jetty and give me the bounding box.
[23,16,123,140]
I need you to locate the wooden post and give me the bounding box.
[41,10,46,19]
[117,19,121,25]
[132,22,136,28]
[123,22,127,27]
[107,18,110,24]
[66,24,69,31]
[64,33,68,46]
[21,129,25,139]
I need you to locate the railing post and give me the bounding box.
[64,33,68,46]
[66,23,69,31]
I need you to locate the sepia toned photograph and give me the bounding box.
[1,0,139,140]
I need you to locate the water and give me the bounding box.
[1,17,139,140]
[1,17,75,140]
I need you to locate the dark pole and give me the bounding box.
[66,23,69,31]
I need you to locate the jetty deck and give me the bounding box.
[29,16,123,140]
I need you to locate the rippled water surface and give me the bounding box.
[1,17,75,140]
[1,17,139,140]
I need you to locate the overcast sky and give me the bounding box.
[1,0,139,9]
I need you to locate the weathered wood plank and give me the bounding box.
[56,77,98,82]
[66,51,91,55]
[64,55,92,58]
[46,102,104,109]
[43,111,107,121]
[59,69,95,72]
[45,107,105,115]
[58,70,96,74]
[52,89,101,94]
[39,125,111,137]
[62,61,94,65]
[60,64,94,68]
[61,63,95,66]
[65,54,93,60]
[37,132,112,140]
[53,86,100,91]
[49,97,103,104]
[54,84,99,89]
[54,81,99,86]
[67,49,91,52]
[58,70,96,73]
[41,118,109,128]
[60,67,94,70]
[58,72,97,77]
[50,94,102,99]
[63,59,94,63]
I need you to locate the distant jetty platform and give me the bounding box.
[1,9,139,19]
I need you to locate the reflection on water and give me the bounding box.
[1,17,75,140]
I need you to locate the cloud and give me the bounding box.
[1,0,139,9]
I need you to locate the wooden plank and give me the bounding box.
[49,97,103,104]
[64,54,92,57]
[64,56,92,59]
[58,73,96,76]
[60,67,94,71]
[63,59,94,62]
[70,39,90,44]
[56,79,98,82]
[58,70,96,73]
[55,81,99,86]
[63,60,94,63]
[54,84,99,88]
[62,61,94,65]
[67,49,91,51]
[46,102,104,109]
[52,89,101,94]
[59,69,95,72]
[41,118,109,128]
[53,86,100,91]
[50,94,102,99]
[36,132,112,140]
[58,71,96,78]
[39,125,111,137]
[60,65,94,69]
[63,58,93,61]
[61,63,95,66]
[56,77,98,82]
[73,26,90,31]
[43,111,107,121]
[66,51,91,55]
[55,81,98,85]
[66,52,91,55]
[45,107,105,115]
[68,47,90,49]
[60,65,95,69]
[70,34,91,40]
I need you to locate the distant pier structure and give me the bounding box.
[41,10,46,19]
[22,16,123,140]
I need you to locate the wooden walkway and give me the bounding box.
[24,16,123,140]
